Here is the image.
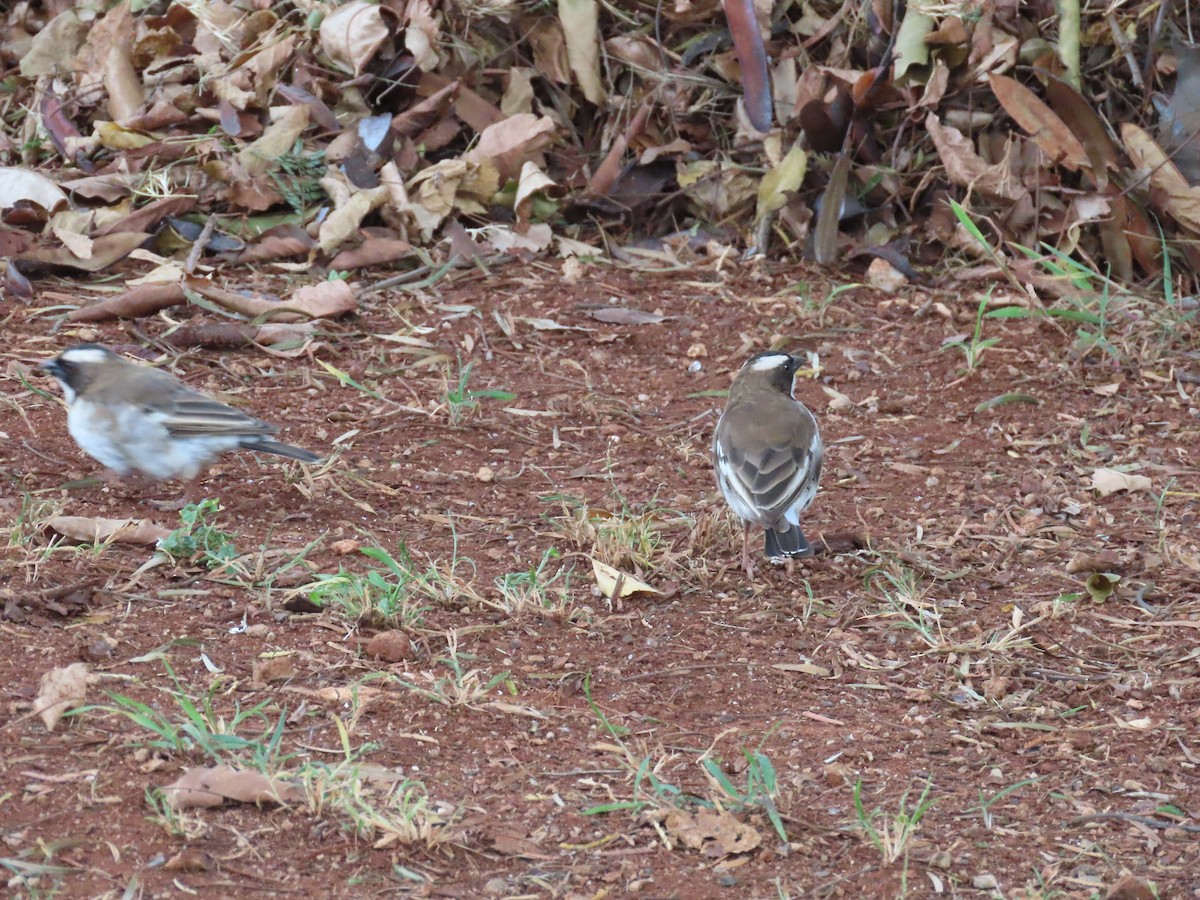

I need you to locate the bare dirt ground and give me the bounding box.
[2,263,1198,899]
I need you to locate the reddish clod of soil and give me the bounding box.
[2,265,1197,898]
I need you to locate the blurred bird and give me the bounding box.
[40,344,320,488]
[713,351,823,578]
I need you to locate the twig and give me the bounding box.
[1067,812,1200,833]
[184,214,218,275]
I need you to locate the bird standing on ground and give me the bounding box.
[40,344,321,487]
[712,351,823,578]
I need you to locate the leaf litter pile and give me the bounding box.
[2,0,1200,896]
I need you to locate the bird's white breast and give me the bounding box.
[67,399,242,480]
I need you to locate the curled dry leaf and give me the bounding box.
[162,765,304,810]
[48,516,171,545]
[284,279,358,318]
[0,168,70,212]
[514,161,558,224]
[320,0,390,76]
[1091,467,1152,497]
[36,662,90,731]
[463,114,556,182]
[755,145,807,222]
[591,558,658,598]
[658,807,762,857]
[925,114,1027,202]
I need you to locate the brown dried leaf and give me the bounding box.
[989,74,1086,171]
[925,114,1027,202]
[1044,77,1119,187]
[464,114,556,183]
[238,106,310,177]
[329,237,414,270]
[285,279,359,318]
[662,808,762,857]
[588,306,665,325]
[1092,468,1152,497]
[320,0,390,76]
[18,231,150,273]
[93,196,196,237]
[67,282,185,322]
[393,81,458,140]
[20,10,88,78]
[105,42,145,123]
[48,515,171,545]
[404,0,441,71]
[1122,123,1200,234]
[162,765,303,810]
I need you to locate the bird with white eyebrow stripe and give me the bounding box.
[39,345,321,497]
[712,351,823,578]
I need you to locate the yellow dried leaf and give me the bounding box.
[591,559,658,598]
[558,0,604,104]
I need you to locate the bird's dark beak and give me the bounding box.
[39,358,61,378]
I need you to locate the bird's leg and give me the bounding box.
[148,476,202,512]
[785,558,795,577]
[741,522,756,580]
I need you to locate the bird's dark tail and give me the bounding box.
[244,438,321,464]
[764,523,814,561]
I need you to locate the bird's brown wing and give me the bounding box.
[92,365,276,438]
[716,401,821,523]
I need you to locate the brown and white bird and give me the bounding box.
[40,344,320,485]
[712,351,823,578]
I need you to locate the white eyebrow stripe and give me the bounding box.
[748,354,790,372]
[58,348,111,364]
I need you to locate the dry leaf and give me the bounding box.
[989,74,1086,170]
[755,144,807,222]
[588,307,665,325]
[320,0,390,76]
[463,114,556,182]
[591,558,658,598]
[238,106,311,177]
[18,231,150,272]
[1091,468,1152,497]
[925,114,1027,202]
[514,161,557,224]
[1122,122,1200,233]
[662,808,762,857]
[559,0,604,104]
[48,516,171,545]
[162,765,303,810]
[0,168,70,212]
[36,662,90,731]
[404,0,442,71]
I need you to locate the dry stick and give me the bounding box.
[1067,813,1200,833]
[184,214,218,275]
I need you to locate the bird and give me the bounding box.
[712,351,823,578]
[40,344,321,489]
